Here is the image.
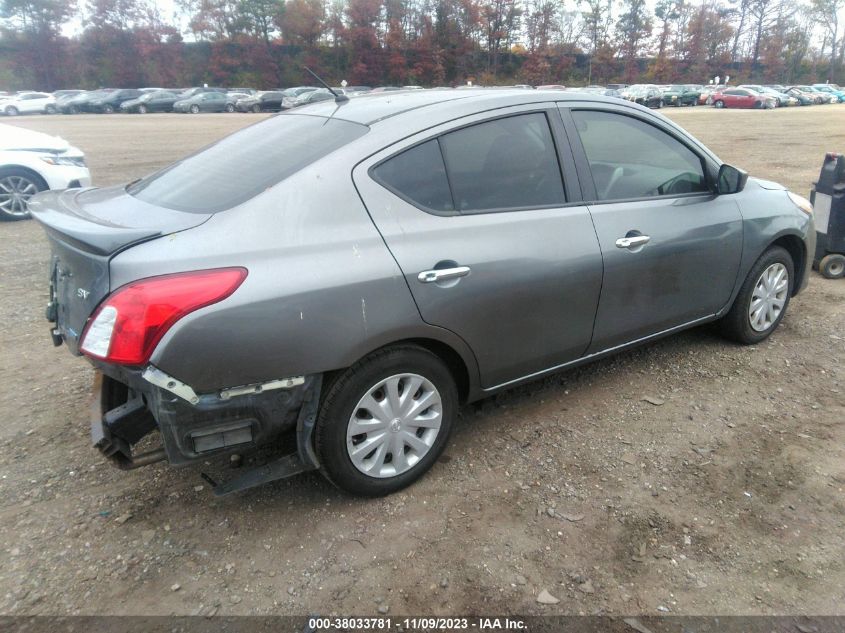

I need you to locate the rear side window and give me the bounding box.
[372,112,566,214]
[571,110,708,201]
[128,115,368,213]
[371,140,454,212]
[440,113,565,212]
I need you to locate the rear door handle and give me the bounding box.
[615,235,651,249]
[417,266,471,283]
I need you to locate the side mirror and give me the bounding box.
[717,164,748,194]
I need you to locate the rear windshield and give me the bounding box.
[128,114,368,213]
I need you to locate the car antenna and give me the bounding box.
[304,67,348,104]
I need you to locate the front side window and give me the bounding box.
[439,113,566,212]
[572,110,708,201]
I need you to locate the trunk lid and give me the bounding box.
[31,186,211,354]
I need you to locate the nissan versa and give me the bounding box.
[31,90,815,497]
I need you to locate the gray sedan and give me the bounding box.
[31,90,815,497]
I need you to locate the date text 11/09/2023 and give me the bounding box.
[308,617,527,630]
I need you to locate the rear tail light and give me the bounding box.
[80,268,247,365]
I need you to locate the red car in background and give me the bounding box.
[710,88,775,109]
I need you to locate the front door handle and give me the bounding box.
[417,266,471,283]
[615,235,651,249]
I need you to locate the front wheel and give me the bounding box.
[102,104,114,114]
[315,345,458,496]
[714,100,725,108]
[719,246,794,344]
[251,104,261,113]
[137,104,148,114]
[226,103,235,112]
[45,104,57,114]
[5,106,18,116]
[190,105,200,114]
[0,167,47,221]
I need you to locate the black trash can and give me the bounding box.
[810,152,845,278]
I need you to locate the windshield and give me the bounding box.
[128,115,368,213]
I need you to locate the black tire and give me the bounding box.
[5,106,18,116]
[714,100,725,108]
[819,253,845,279]
[719,246,794,344]
[226,103,235,112]
[190,104,200,114]
[102,104,114,114]
[315,345,458,496]
[0,167,47,221]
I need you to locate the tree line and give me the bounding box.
[1,0,843,91]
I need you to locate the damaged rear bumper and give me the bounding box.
[90,364,322,472]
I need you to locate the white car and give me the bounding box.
[0,123,91,221]
[0,92,57,116]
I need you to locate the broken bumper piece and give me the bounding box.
[90,365,321,473]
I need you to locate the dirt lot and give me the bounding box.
[1,107,844,617]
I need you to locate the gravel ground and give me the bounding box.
[1,107,844,616]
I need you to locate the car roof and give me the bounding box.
[293,88,627,126]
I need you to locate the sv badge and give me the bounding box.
[77,288,90,300]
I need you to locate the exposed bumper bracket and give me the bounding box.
[209,374,323,497]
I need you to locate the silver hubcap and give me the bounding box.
[749,263,788,332]
[828,261,845,276]
[0,176,38,217]
[346,373,443,478]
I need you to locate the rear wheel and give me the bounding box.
[315,345,458,496]
[251,104,261,113]
[819,253,845,279]
[0,168,47,221]
[5,106,18,116]
[226,103,235,112]
[45,104,57,114]
[719,246,794,344]
[102,104,114,114]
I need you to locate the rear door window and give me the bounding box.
[439,113,566,212]
[128,115,368,213]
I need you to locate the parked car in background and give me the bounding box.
[225,92,252,112]
[59,90,105,114]
[178,87,227,100]
[0,92,57,116]
[228,87,256,96]
[84,89,143,113]
[280,86,319,109]
[661,85,701,106]
[120,90,180,113]
[52,89,83,101]
[783,87,816,105]
[291,88,338,107]
[789,86,833,104]
[536,84,567,90]
[235,90,286,112]
[29,89,814,496]
[174,91,228,113]
[0,123,90,220]
[710,88,774,109]
[623,85,663,108]
[811,84,845,102]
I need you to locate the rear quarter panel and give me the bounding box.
[109,157,478,393]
